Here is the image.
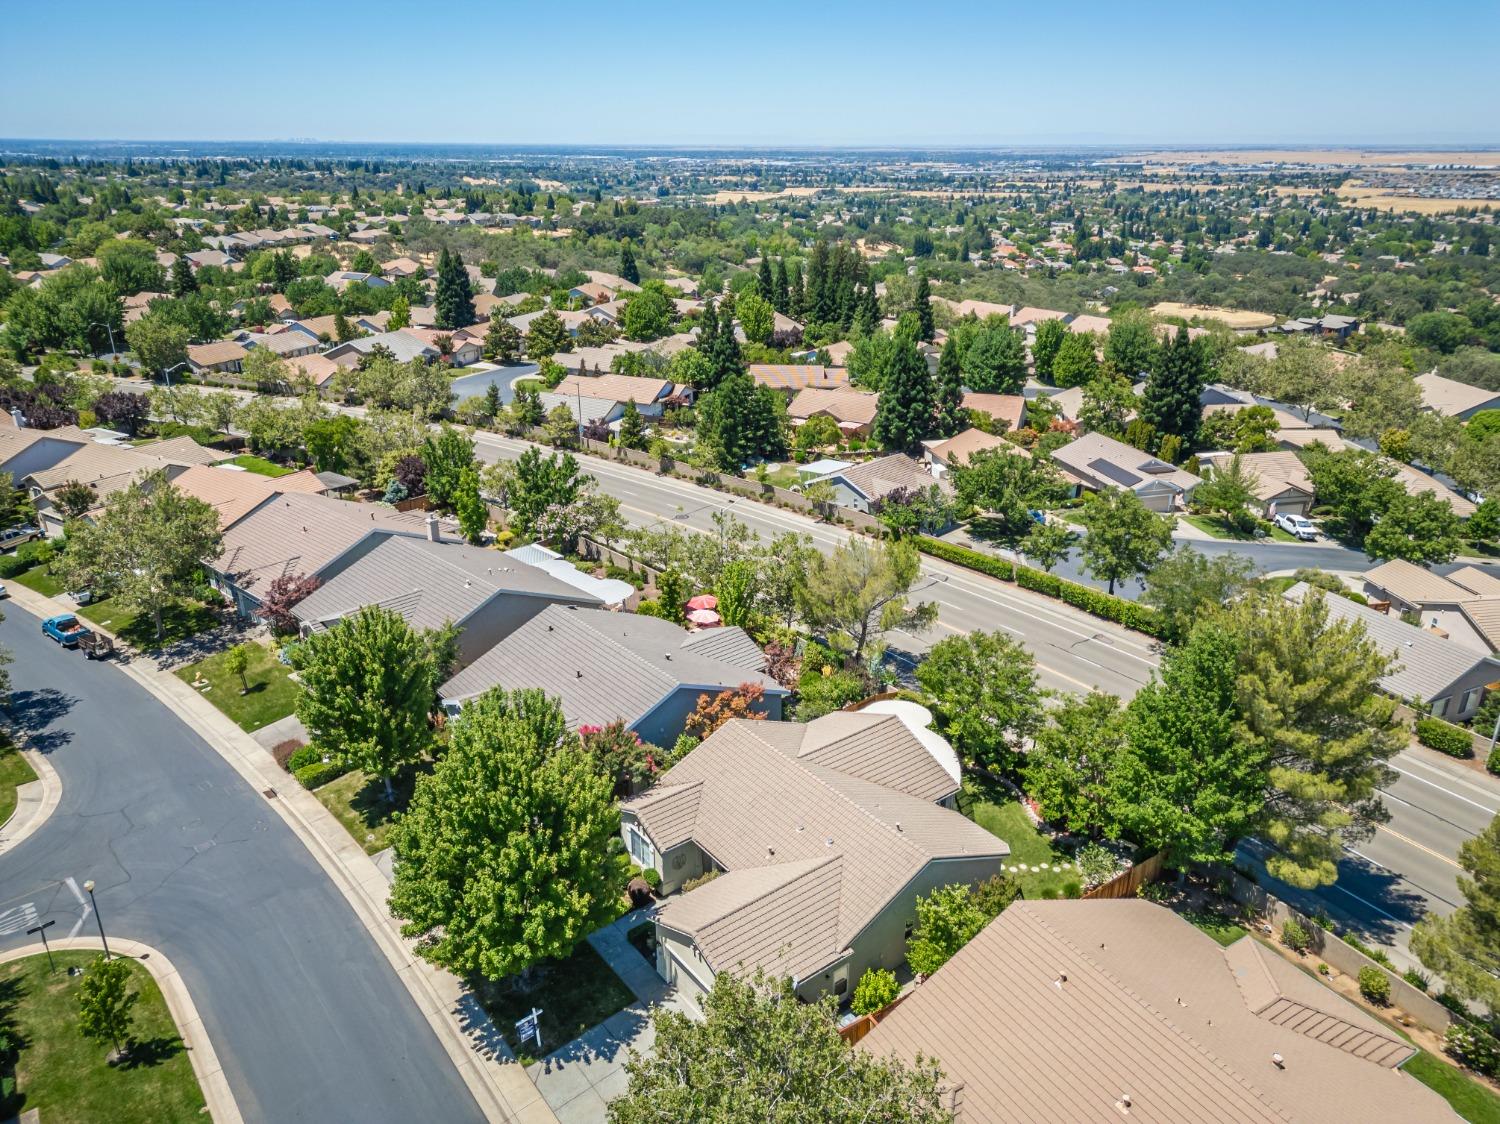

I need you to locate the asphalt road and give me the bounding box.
[0,608,485,1123]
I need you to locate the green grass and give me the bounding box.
[1182,909,1248,947]
[960,777,1079,899]
[762,464,803,489]
[1181,514,1298,543]
[309,767,415,855]
[470,941,635,1065]
[12,566,64,598]
[0,740,37,827]
[175,644,301,732]
[15,566,219,649]
[226,454,292,477]
[0,950,207,1124]
[1401,1043,1500,1123]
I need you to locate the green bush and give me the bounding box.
[1446,1023,1500,1077]
[1281,919,1311,953]
[1488,748,1500,777]
[294,760,351,789]
[1358,966,1391,1005]
[1062,880,1082,899]
[0,538,55,578]
[641,867,661,888]
[1416,716,1475,758]
[286,745,323,773]
[1403,967,1432,993]
[851,968,901,1016]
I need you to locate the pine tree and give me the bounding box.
[756,256,773,299]
[771,258,789,312]
[619,241,640,285]
[434,247,475,330]
[912,272,935,342]
[933,337,967,437]
[699,372,786,470]
[788,261,806,321]
[617,400,647,449]
[703,300,743,392]
[807,240,832,325]
[1140,329,1207,445]
[170,255,197,297]
[873,333,935,452]
[854,283,880,338]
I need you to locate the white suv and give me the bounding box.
[1274,513,1318,541]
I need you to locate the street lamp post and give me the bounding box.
[88,320,118,361]
[82,879,111,960]
[163,361,189,389]
[27,919,56,972]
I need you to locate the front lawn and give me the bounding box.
[309,767,416,855]
[960,777,1079,899]
[470,941,635,1065]
[1181,514,1298,543]
[175,644,300,732]
[1400,1036,1500,1123]
[226,454,292,477]
[1182,909,1248,947]
[14,566,219,649]
[12,565,64,598]
[0,739,37,826]
[0,951,207,1124]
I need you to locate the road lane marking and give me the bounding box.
[1373,823,1461,868]
[1388,762,1499,816]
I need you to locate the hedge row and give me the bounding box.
[294,760,351,789]
[916,537,1167,639]
[1415,716,1476,759]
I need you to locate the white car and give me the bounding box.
[1274,513,1319,541]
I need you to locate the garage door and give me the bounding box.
[664,949,709,1007]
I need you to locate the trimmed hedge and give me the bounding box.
[286,745,323,773]
[917,536,1167,638]
[294,760,351,789]
[1416,717,1475,758]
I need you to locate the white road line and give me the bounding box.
[1388,762,1499,816]
[64,876,90,938]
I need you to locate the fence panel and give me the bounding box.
[1083,851,1167,900]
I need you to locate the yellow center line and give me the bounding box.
[1375,824,1460,868]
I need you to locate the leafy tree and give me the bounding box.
[1141,547,1255,643]
[224,642,255,694]
[454,466,488,544]
[1265,337,1338,421]
[654,567,688,623]
[1469,497,1500,544]
[387,294,411,331]
[54,475,222,641]
[1408,310,1472,354]
[503,446,586,537]
[524,309,569,359]
[951,447,1069,542]
[872,485,956,539]
[421,427,476,512]
[619,240,640,285]
[851,968,900,1017]
[697,371,786,469]
[124,314,189,376]
[1103,310,1158,378]
[1051,331,1100,388]
[1140,329,1207,445]
[77,956,138,1059]
[433,247,475,329]
[931,336,967,438]
[1020,520,1074,572]
[1023,692,1128,839]
[1074,488,1174,595]
[1300,445,1401,542]
[906,884,987,978]
[1193,454,1259,533]
[1078,371,1138,437]
[715,559,757,628]
[1338,358,1424,441]
[1363,491,1463,564]
[915,631,1043,773]
[873,331,935,451]
[622,282,675,341]
[1222,590,1404,888]
[617,400,647,450]
[1115,622,1264,864]
[389,689,619,981]
[701,298,744,390]
[735,290,774,346]
[962,319,1026,394]
[257,571,320,635]
[293,605,437,803]
[53,479,97,521]
[1412,812,1500,1012]
[1199,404,1279,453]
[1031,317,1067,383]
[303,414,362,475]
[170,255,198,297]
[683,683,768,741]
[796,538,937,667]
[97,238,164,296]
[607,972,948,1124]
[483,314,522,363]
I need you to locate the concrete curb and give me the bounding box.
[4,586,556,1124]
[0,937,243,1124]
[0,742,61,857]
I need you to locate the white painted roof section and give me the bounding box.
[502,543,634,607]
[860,699,962,787]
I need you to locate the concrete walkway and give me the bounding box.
[5,582,557,1124]
[0,936,243,1123]
[0,745,60,858]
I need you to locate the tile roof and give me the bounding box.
[924,427,1022,467]
[438,605,784,720]
[1363,559,1475,606]
[815,453,949,502]
[1415,370,1500,417]
[1449,566,1500,598]
[28,443,189,493]
[133,435,233,467]
[170,464,326,530]
[187,340,249,368]
[960,392,1026,429]
[551,373,673,405]
[859,900,1446,1124]
[748,364,850,392]
[788,387,880,427]
[0,425,91,473]
[1051,431,1201,494]
[1204,450,1313,503]
[639,717,1004,982]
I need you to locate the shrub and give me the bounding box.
[1358,966,1391,1005]
[1342,931,1394,968]
[681,869,721,893]
[1416,716,1475,758]
[1446,1023,1500,1078]
[1075,842,1117,889]
[272,738,306,770]
[1489,749,1500,777]
[851,968,901,1017]
[294,760,350,789]
[1317,962,1330,975]
[1137,881,1172,903]
[286,745,323,773]
[1062,880,1082,899]
[0,538,55,578]
[1281,919,1311,953]
[641,867,661,888]
[1403,967,1431,993]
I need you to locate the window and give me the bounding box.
[1463,688,1483,715]
[626,825,655,868]
[1431,697,1451,718]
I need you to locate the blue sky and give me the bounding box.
[3,0,1495,147]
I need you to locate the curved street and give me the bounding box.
[0,606,485,1123]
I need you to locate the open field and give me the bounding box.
[1338,180,1500,214]
[1151,302,1277,330]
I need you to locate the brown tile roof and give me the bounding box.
[551,373,673,405]
[860,900,1446,1123]
[1415,370,1500,417]
[1363,559,1474,607]
[187,340,248,368]
[817,454,950,503]
[171,464,327,530]
[289,353,343,387]
[28,443,188,493]
[748,364,850,392]
[960,392,1025,429]
[788,387,880,427]
[925,427,1023,467]
[134,435,233,467]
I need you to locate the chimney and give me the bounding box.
[425,512,440,542]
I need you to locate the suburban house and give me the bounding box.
[859,899,1450,1123]
[551,373,679,416]
[1361,558,1500,655]
[289,532,601,670]
[621,713,1005,1005]
[208,491,456,618]
[438,605,787,745]
[186,340,249,376]
[787,387,880,438]
[748,364,850,394]
[24,440,218,535]
[1050,431,1201,511]
[324,330,441,368]
[323,270,390,291]
[170,463,329,530]
[960,392,1025,432]
[1415,370,1500,421]
[922,428,1023,477]
[0,423,93,481]
[380,256,424,279]
[507,308,599,339]
[236,330,320,360]
[1198,450,1315,517]
[1277,312,1361,343]
[808,454,953,515]
[1284,582,1499,721]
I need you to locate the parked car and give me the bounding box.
[0,525,39,551]
[1274,513,1319,541]
[0,582,7,599]
[41,614,87,647]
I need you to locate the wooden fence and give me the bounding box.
[1083,850,1168,900]
[839,992,911,1045]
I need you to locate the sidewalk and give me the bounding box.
[0,936,242,1124]
[5,583,557,1124]
[0,743,60,858]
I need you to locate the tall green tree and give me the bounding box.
[293,605,439,802]
[124,314,189,377]
[906,884,987,978]
[454,466,488,543]
[1140,329,1207,445]
[796,538,937,668]
[1193,454,1259,533]
[1300,445,1401,542]
[756,255,773,299]
[389,689,619,981]
[170,255,198,297]
[499,446,591,537]
[421,426,476,512]
[697,371,786,469]
[1051,330,1100,388]
[1032,317,1067,383]
[524,309,569,359]
[1363,491,1464,564]
[77,956,138,1060]
[434,247,475,329]
[735,290,774,346]
[915,630,1043,773]
[872,332,934,451]
[1141,547,1256,643]
[619,241,640,285]
[617,400,647,450]
[1078,371,1138,437]
[951,447,1070,543]
[962,319,1026,394]
[1103,309,1158,378]
[911,271,935,342]
[387,293,411,331]
[1412,812,1500,1011]
[1023,692,1128,839]
[1074,488,1174,595]
[608,973,948,1124]
[931,336,967,438]
[702,299,743,390]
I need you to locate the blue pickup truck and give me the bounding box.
[42,614,87,648]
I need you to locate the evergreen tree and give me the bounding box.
[873,332,935,451]
[698,372,786,469]
[1140,329,1207,445]
[807,240,832,324]
[170,255,198,297]
[387,293,411,331]
[617,400,647,450]
[1413,812,1500,1011]
[932,336,967,437]
[703,300,743,391]
[853,283,880,338]
[788,260,806,321]
[756,256,773,299]
[434,247,475,330]
[911,271,935,342]
[771,258,789,313]
[619,241,640,285]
